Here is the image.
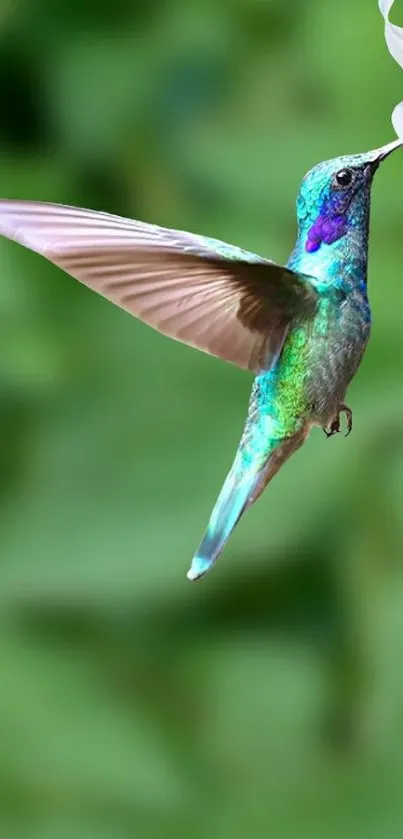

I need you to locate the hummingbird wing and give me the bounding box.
[0,200,318,372]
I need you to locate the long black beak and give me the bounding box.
[372,138,403,163]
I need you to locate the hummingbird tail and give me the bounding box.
[187,428,308,582]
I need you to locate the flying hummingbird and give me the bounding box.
[0,139,401,581]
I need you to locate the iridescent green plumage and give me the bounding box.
[0,140,401,581]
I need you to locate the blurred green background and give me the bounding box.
[1,0,403,837]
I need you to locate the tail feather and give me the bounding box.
[187,428,308,581]
[187,459,262,581]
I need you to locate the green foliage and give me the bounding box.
[0,0,402,836]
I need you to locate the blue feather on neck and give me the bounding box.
[287,153,373,292]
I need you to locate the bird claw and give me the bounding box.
[323,404,353,438]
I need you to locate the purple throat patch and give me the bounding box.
[305,214,347,253]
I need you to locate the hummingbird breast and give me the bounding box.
[305,288,371,424]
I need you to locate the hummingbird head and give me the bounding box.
[295,139,403,258]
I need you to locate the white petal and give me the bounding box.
[379,0,403,138]
[392,101,403,136]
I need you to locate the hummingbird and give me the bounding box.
[0,139,401,581]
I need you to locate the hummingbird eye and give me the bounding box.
[334,168,354,188]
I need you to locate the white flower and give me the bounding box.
[379,0,403,137]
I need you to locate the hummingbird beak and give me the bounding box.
[371,138,403,164]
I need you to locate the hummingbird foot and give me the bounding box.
[323,404,353,438]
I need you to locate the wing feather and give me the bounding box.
[0,200,318,371]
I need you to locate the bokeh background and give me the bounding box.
[1,0,403,836]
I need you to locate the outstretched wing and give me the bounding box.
[0,200,318,372]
